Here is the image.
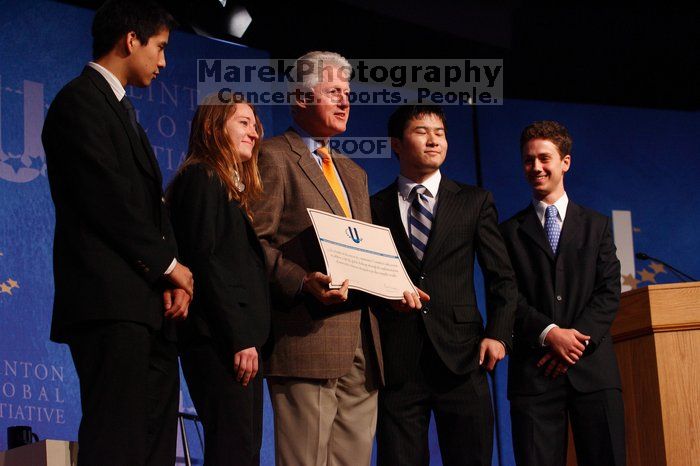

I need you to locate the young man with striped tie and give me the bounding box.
[499,121,625,466]
[370,104,517,466]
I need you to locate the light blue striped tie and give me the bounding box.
[409,185,433,261]
[545,205,561,254]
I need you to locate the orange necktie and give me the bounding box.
[316,146,351,218]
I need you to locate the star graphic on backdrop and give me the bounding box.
[650,262,666,275]
[633,227,641,233]
[29,155,46,171]
[7,278,18,289]
[3,155,26,173]
[0,283,12,295]
[622,273,640,289]
[639,269,657,284]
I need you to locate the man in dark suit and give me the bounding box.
[499,120,625,466]
[370,104,517,466]
[42,1,193,464]
[250,51,422,466]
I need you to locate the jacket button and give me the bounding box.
[422,309,428,314]
[556,295,562,301]
[161,196,166,203]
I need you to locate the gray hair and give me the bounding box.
[290,51,352,94]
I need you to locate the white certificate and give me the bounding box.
[307,208,417,300]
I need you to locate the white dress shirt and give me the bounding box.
[87,62,126,101]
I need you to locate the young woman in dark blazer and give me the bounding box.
[167,94,270,466]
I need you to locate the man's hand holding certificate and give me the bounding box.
[307,209,426,306]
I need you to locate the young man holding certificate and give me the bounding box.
[370,104,517,466]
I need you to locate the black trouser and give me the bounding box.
[377,339,494,466]
[510,378,626,466]
[180,339,263,466]
[69,321,179,466]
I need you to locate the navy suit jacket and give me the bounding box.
[499,201,622,396]
[43,66,177,342]
[167,164,271,356]
[372,177,517,386]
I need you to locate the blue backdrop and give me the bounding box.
[1,1,698,465]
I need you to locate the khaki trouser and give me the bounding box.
[268,332,378,466]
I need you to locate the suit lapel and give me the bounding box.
[557,201,582,257]
[285,130,347,218]
[375,181,421,272]
[518,204,555,262]
[420,177,460,270]
[136,126,162,186]
[83,67,158,182]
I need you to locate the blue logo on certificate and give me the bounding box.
[346,226,362,244]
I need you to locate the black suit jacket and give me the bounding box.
[167,164,271,355]
[499,201,622,396]
[371,177,517,385]
[43,66,177,342]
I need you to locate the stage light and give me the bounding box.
[227,6,252,38]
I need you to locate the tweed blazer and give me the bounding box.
[250,129,383,380]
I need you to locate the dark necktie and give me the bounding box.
[409,185,433,262]
[120,95,159,178]
[545,205,561,254]
[120,95,139,134]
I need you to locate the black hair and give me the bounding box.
[92,0,177,60]
[387,104,447,140]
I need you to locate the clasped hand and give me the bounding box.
[538,327,591,378]
[163,288,191,320]
[163,262,194,320]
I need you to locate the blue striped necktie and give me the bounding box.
[545,205,561,254]
[409,185,433,261]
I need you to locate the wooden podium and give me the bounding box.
[612,282,700,465]
[0,440,77,466]
[568,282,700,465]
